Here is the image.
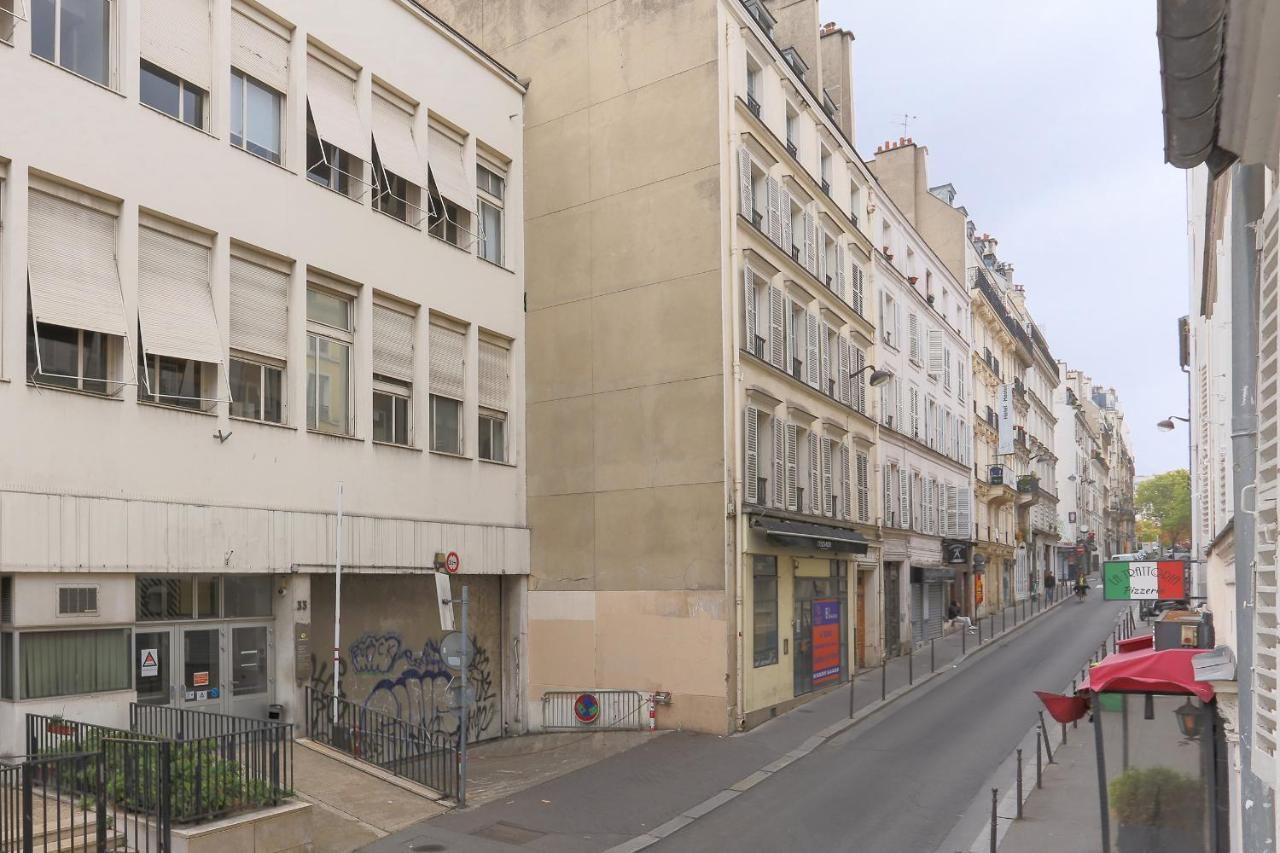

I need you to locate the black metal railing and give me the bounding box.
[306,687,460,799]
[0,762,21,853]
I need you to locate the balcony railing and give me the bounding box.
[747,93,761,117]
[821,179,831,196]
[752,334,766,360]
[786,140,798,159]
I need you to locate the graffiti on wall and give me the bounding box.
[347,631,497,742]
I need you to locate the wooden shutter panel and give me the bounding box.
[785,423,799,511]
[853,345,866,413]
[899,468,910,530]
[821,438,833,516]
[835,243,846,302]
[908,313,920,362]
[230,255,289,361]
[856,452,869,522]
[838,337,851,405]
[884,465,894,526]
[895,377,904,433]
[819,324,831,395]
[781,188,793,254]
[743,267,756,351]
[928,328,943,378]
[773,419,785,508]
[744,407,759,505]
[909,385,919,438]
[804,209,817,274]
[769,286,785,369]
[373,304,415,383]
[231,4,290,93]
[851,264,864,316]
[944,347,953,388]
[766,177,782,245]
[958,485,972,538]
[840,443,851,521]
[806,312,820,388]
[738,147,752,219]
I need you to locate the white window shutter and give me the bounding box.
[856,451,870,523]
[808,431,821,514]
[899,468,910,530]
[307,51,368,162]
[944,347,953,389]
[895,377,904,433]
[909,313,920,362]
[142,0,212,90]
[806,312,820,388]
[821,438,833,516]
[853,345,866,413]
[884,465,894,526]
[838,337,851,405]
[767,177,782,245]
[909,385,919,438]
[928,328,943,378]
[768,286,785,369]
[738,147,752,219]
[429,324,466,400]
[230,255,289,361]
[820,324,831,395]
[231,4,290,93]
[958,486,972,538]
[744,407,759,505]
[786,423,799,511]
[804,209,817,275]
[773,419,785,508]
[376,95,426,187]
[835,243,846,302]
[947,484,958,537]
[924,479,933,535]
[781,188,794,253]
[478,339,510,411]
[373,304,416,383]
[840,443,852,521]
[743,267,757,352]
[851,264,864,316]
[137,226,223,366]
[958,362,966,403]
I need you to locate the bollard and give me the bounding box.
[1038,711,1054,763]
[909,645,914,686]
[978,617,983,644]
[962,624,967,656]
[1003,608,1007,633]
[990,788,999,853]
[848,666,856,719]
[1016,748,1023,819]
[1061,721,1067,745]
[881,656,887,701]
[931,638,936,673]
[1036,732,1043,788]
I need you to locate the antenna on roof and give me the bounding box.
[897,113,918,137]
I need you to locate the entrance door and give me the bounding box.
[180,626,225,714]
[793,598,813,696]
[136,629,174,706]
[883,563,900,656]
[226,624,273,719]
[856,572,868,668]
[910,583,924,645]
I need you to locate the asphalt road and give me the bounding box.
[652,592,1125,853]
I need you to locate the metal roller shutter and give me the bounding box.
[926,582,946,640]
[141,0,212,89]
[229,255,289,361]
[372,305,415,382]
[911,584,924,645]
[429,324,465,400]
[307,52,368,161]
[137,226,223,365]
[478,340,510,411]
[231,4,290,92]
[428,123,474,208]
[26,190,128,338]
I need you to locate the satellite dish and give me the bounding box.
[440,632,474,671]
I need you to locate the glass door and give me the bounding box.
[181,626,224,714]
[226,624,272,719]
[135,629,174,706]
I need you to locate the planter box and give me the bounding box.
[171,800,312,853]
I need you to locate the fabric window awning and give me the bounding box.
[137,226,224,366]
[229,255,289,361]
[27,190,129,339]
[373,304,415,382]
[429,324,465,400]
[478,340,510,411]
[749,515,868,555]
[307,53,368,162]
[230,5,290,92]
[141,0,212,90]
[428,125,475,209]
[372,94,424,186]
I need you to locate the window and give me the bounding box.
[32,0,111,84]
[138,347,207,409]
[429,191,472,246]
[57,586,98,615]
[137,576,220,620]
[223,576,271,618]
[307,287,353,435]
[231,625,268,695]
[27,310,115,394]
[231,69,283,164]
[820,145,832,192]
[371,303,414,446]
[745,58,761,114]
[476,164,505,265]
[752,556,778,667]
[1,0,16,44]
[372,142,419,224]
[229,357,283,422]
[479,411,506,463]
[429,322,466,454]
[431,394,462,454]
[478,337,510,462]
[307,111,359,197]
[306,49,366,198]
[20,628,131,699]
[373,383,410,445]
[427,121,476,248]
[1,633,12,700]
[140,60,206,129]
[785,105,798,153]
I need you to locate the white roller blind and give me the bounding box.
[229,255,288,360]
[372,94,423,185]
[430,324,465,400]
[231,5,289,93]
[27,191,129,338]
[478,340,510,412]
[373,305,415,382]
[137,227,223,365]
[142,0,212,90]
[428,124,474,208]
[308,53,367,161]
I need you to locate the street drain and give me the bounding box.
[407,841,446,852]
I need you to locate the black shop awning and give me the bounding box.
[750,515,868,555]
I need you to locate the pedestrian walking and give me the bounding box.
[1044,569,1056,603]
[948,600,977,632]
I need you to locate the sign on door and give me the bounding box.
[140,648,159,678]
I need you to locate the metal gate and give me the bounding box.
[541,691,648,731]
[910,583,924,645]
[925,582,946,640]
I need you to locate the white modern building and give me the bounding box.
[1053,365,1106,577]
[0,0,527,754]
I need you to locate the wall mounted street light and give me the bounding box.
[1156,415,1190,432]
[853,364,893,387]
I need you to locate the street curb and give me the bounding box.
[602,594,1076,853]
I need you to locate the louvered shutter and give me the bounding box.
[958,362,966,403]
[856,452,869,522]
[229,255,288,360]
[821,438,833,516]
[1254,191,1280,771]
[838,338,851,405]
[744,407,759,505]
[909,385,919,438]
[479,340,510,412]
[785,423,799,510]
[853,345,866,413]
[884,465,894,526]
[738,147,753,219]
[895,377,904,433]
[766,177,781,245]
[769,286,785,369]
[372,304,415,382]
[924,479,933,535]
[958,486,972,538]
[806,313,820,388]
[743,268,756,352]
[804,209,817,275]
[835,243,846,302]
[924,399,933,447]
[899,468,910,529]
[944,347,953,389]
[882,293,893,345]
[137,226,223,365]
[781,188,793,254]
[773,419,785,508]
[27,190,128,338]
[142,0,212,90]
[427,123,473,207]
[231,5,290,93]
[908,313,920,362]
[308,52,368,161]
[851,264,864,316]
[946,484,958,537]
[928,328,943,378]
[808,432,821,514]
[429,324,465,400]
[819,324,831,395]
[840,443,852,521]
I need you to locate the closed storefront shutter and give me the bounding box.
[911,584,924,645]
[926,583,946,640]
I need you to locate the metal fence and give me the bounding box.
[541,690,648,731]
[305,687,460,799]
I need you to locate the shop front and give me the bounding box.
[910,565,953,644]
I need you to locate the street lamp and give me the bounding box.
[853,364,893,387]
[1173,697,1203,739]
[1157,415,1190,432]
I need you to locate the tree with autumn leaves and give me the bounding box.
[1136,469,1191,548]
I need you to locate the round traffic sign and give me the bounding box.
[440,632,474,670]
[445,551,461,574]
[573,693,600,725]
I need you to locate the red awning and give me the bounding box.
[1079,644,1215,702]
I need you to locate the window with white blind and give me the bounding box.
[305,46,366,198]
[142,61,207,130]
[371,86,424,226]
[230,3,290,164]
[32,0,112,85]
[26,186,130,395]
[372,302,415,446]
[430,321,466,455]
[427,119,475,247]
[478,337,510,462]
[228,251,289,424]
[136,221,225,409]
[138,0,210,128]
[306,286,353,435]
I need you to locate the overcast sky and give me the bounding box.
[828,1,1189,476]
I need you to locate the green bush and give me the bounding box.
[1109,766,1204,831]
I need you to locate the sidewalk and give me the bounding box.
[363,590,1077,853]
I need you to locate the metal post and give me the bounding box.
[332,482,344,730]
[848,667,856,719]
[881,656,887,700]
[978,617,983,644]
[460,585,470,808]
[930,638,935,673]
[1016,748,1024,819]
[1036,732,1043,788]
[1061,722,1067,745]
[1092,706,1113,853]
[1038,711,1053,763]
[1121,693,1129,771]
[990,788,999,853]
[96,752,107,850]
[909,645,914,685]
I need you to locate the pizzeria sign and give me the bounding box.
[1102,561,1188,601]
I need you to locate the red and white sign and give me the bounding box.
[445,551,461,574]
